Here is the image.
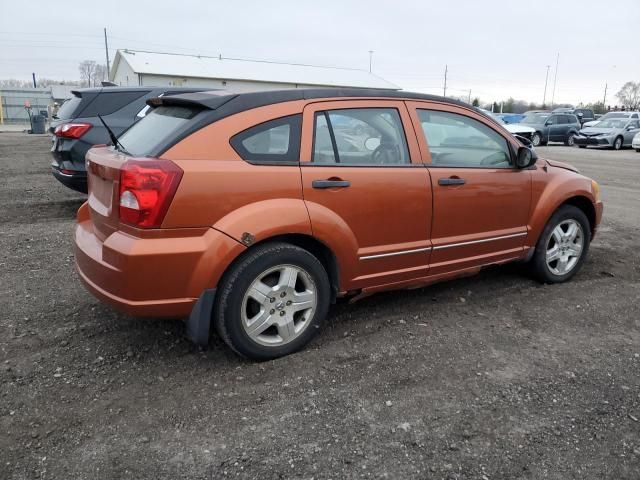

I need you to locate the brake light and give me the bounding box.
[118,159,183,228]
[54,123,92,139]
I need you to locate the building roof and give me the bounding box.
[111,49,400,90]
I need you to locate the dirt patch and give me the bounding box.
[1,134,639,479]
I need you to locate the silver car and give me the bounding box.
[582,111,640,128]
[574,118,640,150]
[633,132,640,152]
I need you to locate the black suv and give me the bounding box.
[520,112,582,146]
[50,86,207,193]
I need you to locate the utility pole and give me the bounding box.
[31,73,36,88]
[550,53,559,108]
[368,50,373,73]
[603,83,608,108]
[542,65,550,107]
[104,28,111,78]
[468,89,472,104]
[443,64,448,97]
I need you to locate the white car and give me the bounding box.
[480,109,536,142]
[583,111,640,128]
[633,131,640,152]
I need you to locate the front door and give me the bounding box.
[407,102,531,274]
[299,100,433,290]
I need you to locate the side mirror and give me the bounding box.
[516,146,537,169]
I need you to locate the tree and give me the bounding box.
[616,81,640,110]
[92,64,108,87]
[472,97,480,107]
[78,60,97,87]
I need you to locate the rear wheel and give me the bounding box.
[531,205,590,283]
[635,148,640,153]
[613,136,623,150]
[579,145,587,149]
[214,242,330,360]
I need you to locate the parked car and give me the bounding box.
[50,86,207,193]
[574,118,640,150]
[552,107,595,126]
[633,132,640,152]
[75,88,603,360]
[480,109,535,141]
[582,111,640,128]
[497,113,525,124]
[521,112,582,146]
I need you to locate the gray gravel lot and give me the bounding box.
[1,134,639,479]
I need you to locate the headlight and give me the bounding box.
[591,180,601,203]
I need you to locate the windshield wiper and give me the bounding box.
[97,114,129,154]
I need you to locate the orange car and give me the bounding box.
[75,89,603,359]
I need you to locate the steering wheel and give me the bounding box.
[371,143,399,164]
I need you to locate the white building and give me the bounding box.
[109,49,399,92]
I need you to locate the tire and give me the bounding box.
[531,132,542,147]
[531,205,590,284]
[214,242,330,360]
[635,148,640,153]
[579,145,587,149]
[613,136,623,150]
[564,133,575,146]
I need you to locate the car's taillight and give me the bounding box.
[54,123,92,139]
[118,159,183,228]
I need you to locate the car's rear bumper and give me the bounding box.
[51,167,87,193]
[73,203,245,318]
[573,136,612,146]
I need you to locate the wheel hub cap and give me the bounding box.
[241,265,317,347]
[545,219,584,276]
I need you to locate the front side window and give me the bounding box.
[312,108,410,165]
[230,114,301,164]
[417,109,512,168]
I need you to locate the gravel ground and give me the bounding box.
[1,134,639,480]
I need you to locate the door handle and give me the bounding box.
[312,179,351,189]
[438,177,466,186]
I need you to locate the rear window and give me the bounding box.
[80,91,149,117]
[56,96,83,120]
[118,105,200,157]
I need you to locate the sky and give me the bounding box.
[1,0,638,106]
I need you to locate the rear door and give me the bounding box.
[407,101,531,274]
[300,100,432,290]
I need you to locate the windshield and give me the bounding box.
[599,112,629,120]
[118,105,201,156]
[594,119,627,129]
[522,114,549,124]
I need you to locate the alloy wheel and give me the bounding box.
[545,219,584,276]
[532,133,541,147]
[614,137,622,150]
[241,264,317,347]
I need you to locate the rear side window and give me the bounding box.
[80,91,150,117]
[230,115,302,164]
[56,95,83,120]
[118,105,200,157]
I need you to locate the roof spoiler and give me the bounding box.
[146,91,238,110]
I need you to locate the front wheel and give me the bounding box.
[579,145,587,149]
[531,205,590,283]
[564,133,575,146]
[532,132,542,147]
[613,136,623,150]
[635,148,640,153]
[214,243,330,360]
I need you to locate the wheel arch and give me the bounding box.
[246,234,341,302]
[561,195,596,237]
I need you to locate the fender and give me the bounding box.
[213,198,313,245]
[527,169,596,248]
